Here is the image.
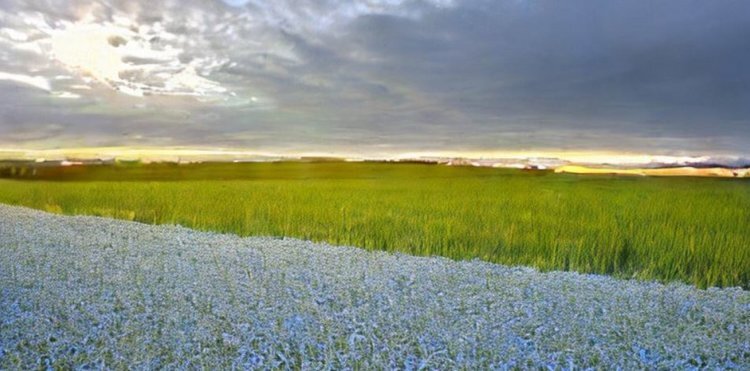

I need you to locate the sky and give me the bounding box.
[0,0,748,159]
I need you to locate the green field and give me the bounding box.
[0,162,748,288]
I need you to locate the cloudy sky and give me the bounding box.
[0,0,748,158]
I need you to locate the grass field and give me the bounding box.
[0,161,748,288]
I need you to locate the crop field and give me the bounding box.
[0,161,748,288]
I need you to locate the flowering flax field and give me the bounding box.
[0,162,748,288]
[1,204,748,369]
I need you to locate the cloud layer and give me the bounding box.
[0,0,748,155]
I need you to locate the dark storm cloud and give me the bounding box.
[0,0,748,155]
[338,1,750,141]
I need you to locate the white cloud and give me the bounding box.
[53,91,81,99]
[0,71,50,91]
[0,27,28,42]
[46,20,231,99]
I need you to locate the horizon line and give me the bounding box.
[0,146,748,166]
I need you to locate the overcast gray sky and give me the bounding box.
[0,0,748,157]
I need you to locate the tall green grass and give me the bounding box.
[0,162,748,288]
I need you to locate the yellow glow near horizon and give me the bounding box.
[0,146,730,166]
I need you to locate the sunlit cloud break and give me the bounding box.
[1,5,242,102]
[48,21,230,99]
